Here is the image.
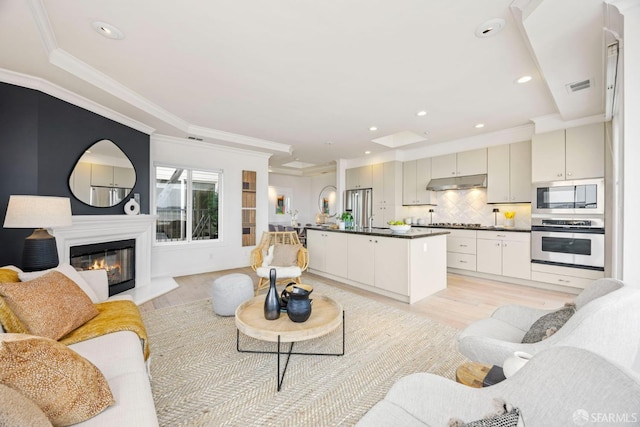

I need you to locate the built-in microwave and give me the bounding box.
[531,178,604,216]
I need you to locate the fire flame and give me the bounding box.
[89,258,121,274]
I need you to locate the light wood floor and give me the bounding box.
[140,269,576,329]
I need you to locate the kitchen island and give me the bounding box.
[306,226,449,304]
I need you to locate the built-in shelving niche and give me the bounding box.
[242,170,256,246]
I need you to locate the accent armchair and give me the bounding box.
[250,231,309,294]
[356,346,640,427]
[456,278,640,369]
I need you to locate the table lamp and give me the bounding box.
[3,195,72,272]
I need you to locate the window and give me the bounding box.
[155,166,221,243]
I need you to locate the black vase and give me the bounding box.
[286,287,312,323]
[264,268,280,320]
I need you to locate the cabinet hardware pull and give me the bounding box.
[460,244,468,247]
[460,260,467,263]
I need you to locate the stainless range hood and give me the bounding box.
[426,174,487,191]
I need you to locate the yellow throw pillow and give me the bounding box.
[0,268,28,334]
[0,333,114,426]
[271,244,302,267]
[0,271,99,340]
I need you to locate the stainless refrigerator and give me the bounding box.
[344,188,373,230]
[91,186,131,207]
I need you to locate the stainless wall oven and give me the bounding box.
[531,217,605,271]
[532,178,604,215]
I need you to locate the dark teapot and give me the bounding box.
[282,284,313,322]
[280,283,313,308]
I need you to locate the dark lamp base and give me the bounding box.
[22,229,59,272]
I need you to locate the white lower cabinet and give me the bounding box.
[531,262,604,290]
[476,231,531,280]
[347,234,409,295]
[307,230,447,303]
[445,229,477,271]
[306,230,348,278]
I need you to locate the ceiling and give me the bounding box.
[0,0,607,175]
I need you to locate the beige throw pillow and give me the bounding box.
[271,244,302,267]
[0,271,99,340]
[0,333,114,426]
[0,383,53,427]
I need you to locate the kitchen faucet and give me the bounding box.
[368,214,374,231]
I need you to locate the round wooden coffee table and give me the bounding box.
[235,293,344,391]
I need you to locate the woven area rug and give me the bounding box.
[143,277,469,426]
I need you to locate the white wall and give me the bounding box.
[150,135,270,278]
[268,172,336,226]
[614,1,640,283]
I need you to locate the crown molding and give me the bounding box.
[48,49,191,133]
[26,0,293,154]
[187,125,291,154]
[530,114,605,134]
[0,68,156,135]
[27,0,57,55]
[152,134,273,159]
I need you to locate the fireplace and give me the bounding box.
[70,239,136,296]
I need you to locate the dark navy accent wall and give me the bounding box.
[0,82,150,268]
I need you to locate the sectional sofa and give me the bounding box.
[0,265,158,426]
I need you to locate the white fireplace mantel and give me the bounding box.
[52,214,156,296]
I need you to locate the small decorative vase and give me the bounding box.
[286,286,312,323]
[264,268,280,320]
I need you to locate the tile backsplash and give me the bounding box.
[403,188,531,229]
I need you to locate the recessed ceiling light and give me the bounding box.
[416,110,428,117]
[475,18,506,38]
[365,151,372,154]
[475,123,485,129]
[517,75,533,84]
[92,21,125,40]
[369,126,378,131]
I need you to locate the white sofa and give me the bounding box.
[1,267,158,426]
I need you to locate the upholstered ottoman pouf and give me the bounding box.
[210,273,254,316]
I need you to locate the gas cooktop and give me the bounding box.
[429,222,482,228]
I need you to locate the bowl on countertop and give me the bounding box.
[389,224,411,233]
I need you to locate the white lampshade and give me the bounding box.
[3,195,72,229]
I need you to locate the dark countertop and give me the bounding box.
[306,226,450,239]
[413,225,531,233]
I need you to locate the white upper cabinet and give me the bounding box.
[532,122,604,182]
[345,165,373,189]
[431,153,457,178]
[403,158,435,205]
[431,149,487,179]
[372,161,402,227]
[565,123,605,180]
[487,141,531,203]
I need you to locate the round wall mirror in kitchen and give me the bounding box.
[318,185,337,216]
[68,139,136,207]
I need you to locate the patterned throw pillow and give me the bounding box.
[18,263,100,303]
[521,304,576,344]
[0,333,114,426]
[0,383,53,427]
[0,271,99,340]
[449,399,523,427]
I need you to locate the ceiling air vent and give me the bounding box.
[565,79,592,93]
